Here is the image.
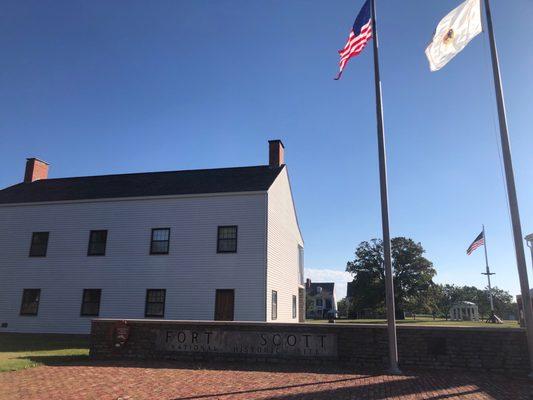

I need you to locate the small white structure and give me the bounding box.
[450,301,479,321]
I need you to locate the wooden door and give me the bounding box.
[214,289,235,321]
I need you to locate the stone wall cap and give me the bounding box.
[91,319,524,332]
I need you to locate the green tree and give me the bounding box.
[336,298,351,318]
[305,293,314,317]
[489,287,516,319]
[346,237,436,315]
[430,284,517,320]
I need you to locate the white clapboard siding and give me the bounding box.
[0,193,267,334]
[266,167,304,322]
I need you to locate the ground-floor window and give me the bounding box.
[81,289,102,316]
[292,295,297,319]
[20,289,40,315]
[145,289,166,317]
[271,290,278,320]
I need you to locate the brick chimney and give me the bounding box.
[24,158,49,183]
[268,140,284,168]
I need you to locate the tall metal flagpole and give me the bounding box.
[481,225,495,313]
[370,0,400,374]
[483,0,533,375]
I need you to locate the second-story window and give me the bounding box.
[217,226,238,253]
[150,228,170,255]
[29,232,49,257]
[88,230,107,256]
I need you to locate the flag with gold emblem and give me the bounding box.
[425,0,482,72]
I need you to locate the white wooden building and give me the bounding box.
[0,140,304,334]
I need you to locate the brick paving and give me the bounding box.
[0,360,531,400]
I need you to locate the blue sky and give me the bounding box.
[1,0,532,299]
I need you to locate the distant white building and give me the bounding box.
[305,279,337,319]
[450,301,479,322]
[0,140,304,334]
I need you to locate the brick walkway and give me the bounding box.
[0,361,531,400]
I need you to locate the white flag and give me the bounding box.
[425,0,482,72]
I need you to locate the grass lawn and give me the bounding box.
[0,333,89,372]
[306,317,520,329]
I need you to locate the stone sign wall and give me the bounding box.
[90,319,529,375]
[159,329,337,357]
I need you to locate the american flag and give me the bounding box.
[466,231,485,255]
[335,0,373,80]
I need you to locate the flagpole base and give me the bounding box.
[388,366,402,375]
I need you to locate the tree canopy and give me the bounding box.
[346,237,436,316]
[343,237,517,319]
[429,284,515,319]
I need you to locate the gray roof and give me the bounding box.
[0,165,284,204]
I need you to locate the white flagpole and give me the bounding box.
[481,225,495,313]
[483,0,533,375]
[370,0,400,375]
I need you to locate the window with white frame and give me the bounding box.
[271,290,278,320]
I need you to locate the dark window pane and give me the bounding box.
[20,289,40,315]
[151,241,169,254]
[217,226,238,253]
[29,232,49,257]
[89,242,105,255]
[218,239,236,252]
[292,295,297,319]
[81,302,99,316]
[147,289,165,303]
[146,303,163,316]
[219,227,237,239]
